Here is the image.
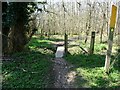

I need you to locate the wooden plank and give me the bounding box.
[55,46,65,58]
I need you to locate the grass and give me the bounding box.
[2,35,55,88]
[2,35,120,88]
[65,39,120,88]
[66,54,120,87]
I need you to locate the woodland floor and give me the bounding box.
[2,35,120,88]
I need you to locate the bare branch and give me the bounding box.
[43,5,57,15]
[77,2,81,7]
[62,2,70,16]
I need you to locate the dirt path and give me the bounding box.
[52,41,77,88]
[53,58,76,88]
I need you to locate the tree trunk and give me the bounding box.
[8,22,27,52]
[2,27,10,54]
[100,26,103,43]
[100,13,106,43]
[29,28,37,41]
[85,4,92,43]
[85,31,89,43]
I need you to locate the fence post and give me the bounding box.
[89,31,95,54]
[104,5,117,73]
[64,33,68,54]
[117,2,120,52]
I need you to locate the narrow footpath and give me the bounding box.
[52,41,77,88]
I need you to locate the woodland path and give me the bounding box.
[52,40,77,88]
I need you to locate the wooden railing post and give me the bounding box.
[64,33,68,54]
[89,31,95,54]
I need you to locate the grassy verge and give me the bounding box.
[65,41,120,88]
[2,35,55,88]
